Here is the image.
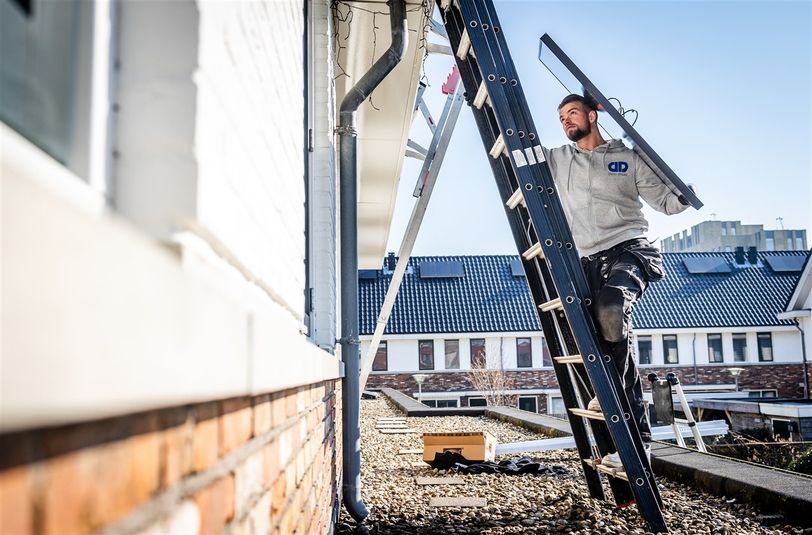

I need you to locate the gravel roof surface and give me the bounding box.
[337,398,806,535]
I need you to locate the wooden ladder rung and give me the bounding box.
[505,188,525,209]
[456,29,471,60]
[489,134,506,159]
[473,81,490,109]
[538,297,562,312]
[522,242,543,260]
[554,355,583,365]
[595,462,629,481]
[569,408,606,421]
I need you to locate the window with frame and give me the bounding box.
[468,397,487,407]
[372,341,387,371]
[796,236,805,249]
[732,333,747,362]
[757,332,773,362]
[548,396,566,417]
[541,337,552,367]
[707,333,723,363]
[637,335,652,365]
[470,338,486,369]
[445,339,460,370]
[747,389,778,398]
[418,340,434,370]
[518,396,538,413]
[1,0,83,166]
[422,399,458,408]
[516,337,532,368]
[663,335,679,364]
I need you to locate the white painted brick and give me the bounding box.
[234,451,265,519]
[195,0,308,318]
[133,500,200,535]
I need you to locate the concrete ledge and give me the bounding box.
[652,443,812,527]
[380,388,485,416]
[485,407,571,437]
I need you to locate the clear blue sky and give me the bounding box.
[387,0,811,256]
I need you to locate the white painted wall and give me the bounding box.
[362,333,548,373]
[634,327,801,367]
[1,0,347,431]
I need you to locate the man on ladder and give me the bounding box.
[545,93,695,465]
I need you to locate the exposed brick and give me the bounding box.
[42,434,161,535]
[263,440,280,488]
[285,390,298,419]
[193,403,219,473]
[220,398,253,456]
[253,394,272,436]
[162,416,194,488]
[271,473,286,517]
[234,451,264,519]
[0,467,33,535]
[193,475,235,535]
[271,392,287,427]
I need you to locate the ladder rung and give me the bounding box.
[595,462,629,481]
[473,81,490,109]
[456,29,471,60]
[489,134,506,159]
[569,408,606,421]
[505,188,526,210]
[554,355,583,365]
[522,242,543,260]
[538,297,562,312]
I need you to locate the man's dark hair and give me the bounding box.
[558,93,598,112]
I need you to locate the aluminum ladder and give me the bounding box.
[439,0,668,531]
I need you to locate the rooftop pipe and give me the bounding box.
[337,0,407,523]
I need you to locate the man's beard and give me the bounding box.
[566,124,590,142]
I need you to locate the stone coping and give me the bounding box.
[379,388,812,526]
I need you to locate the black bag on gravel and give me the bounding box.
[429,452,569,475]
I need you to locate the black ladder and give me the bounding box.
[439,0,667,531]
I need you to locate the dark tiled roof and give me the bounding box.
[358,251,808,335]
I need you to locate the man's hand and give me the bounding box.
[678,184,697,206]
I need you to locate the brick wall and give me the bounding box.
[368,363,807,401]
[0,381,341,535]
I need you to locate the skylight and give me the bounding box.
[509,258,525,277]
[682,257,732,274]
[764,255,807,273]
[419,261,464,279]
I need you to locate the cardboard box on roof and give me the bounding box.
[422,431,496,463]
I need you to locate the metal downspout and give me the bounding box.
[337,0,407,523]
[793,320,809,399]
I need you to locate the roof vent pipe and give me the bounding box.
[734,246,746,265]
[336,0,408,524]
[747,246,758,265]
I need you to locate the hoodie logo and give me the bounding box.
[608,161,629,174]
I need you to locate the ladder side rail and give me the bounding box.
[470,3,664,516]
[456,2,665,529]
[468,0,659,491]
[359,83,465,392]
[672,379,707,453]
[442,8,604,498]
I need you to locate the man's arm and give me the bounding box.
[635,154,689,215]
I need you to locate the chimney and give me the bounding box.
[386,252,397,271]
[734,246,745,265]
[747,246,758,265]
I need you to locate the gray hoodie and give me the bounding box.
[545,139,687,257]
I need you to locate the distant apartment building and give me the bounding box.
[360,252,810,416]
[660,220,807,253]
